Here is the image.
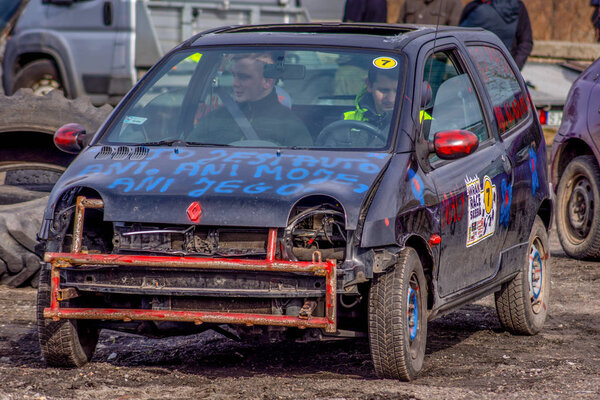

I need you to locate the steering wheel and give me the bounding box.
[315,119,387,147]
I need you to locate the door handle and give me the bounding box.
[501,154,513,176]
[103,1,113,26]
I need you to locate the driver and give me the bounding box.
[191,52,312,146]
[343,65,399,129]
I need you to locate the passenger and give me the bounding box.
[191,52,312,146]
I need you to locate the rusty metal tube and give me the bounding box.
[44,307,332,330]
[71,197,104,253]
[45,252,334,274]
[266,228,277,261]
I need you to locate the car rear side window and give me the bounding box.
[468,46,530,136]
[422,51,489,143]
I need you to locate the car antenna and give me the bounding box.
[425,0,443,104]
[412,0,444,146]
[403,0,443,149]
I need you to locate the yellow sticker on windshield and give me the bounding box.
[372,57,398,69]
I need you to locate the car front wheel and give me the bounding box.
[495,216,550,335]
[556,155,600,259]
[37,264,100,367]
[368,247,427,381]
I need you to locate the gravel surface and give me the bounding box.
[0,229,598,400]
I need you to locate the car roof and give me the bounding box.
[186,23,490,51]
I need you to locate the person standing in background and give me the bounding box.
[460,0,532,70]
[343,0,387,23]
[396,0,463,25]
[387,0,405,23]
[592,0,600,41]
[510,1,533,70]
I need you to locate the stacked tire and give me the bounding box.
[0,89,111,287]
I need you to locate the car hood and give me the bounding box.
[45,145,391,230]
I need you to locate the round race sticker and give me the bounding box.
[484,176,494,214]
[372,57,398,69]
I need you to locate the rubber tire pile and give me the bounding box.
[0,89,111,287]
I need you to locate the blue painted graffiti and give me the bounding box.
[529,147,539,196]
[499,178,513,228]
[408,168,425,206]
[81,149,383,196]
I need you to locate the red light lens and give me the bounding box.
[538,109,547,125]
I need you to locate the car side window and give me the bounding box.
[422,51,489,145]
[468,45,530,136]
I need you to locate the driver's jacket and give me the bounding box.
[344,88,431,125]
[343,89,390,128]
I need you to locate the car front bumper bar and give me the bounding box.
[43,196,337,333]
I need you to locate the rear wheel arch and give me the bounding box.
[537,199,553,231]
[553,138,594,190]
[9,39,76,97]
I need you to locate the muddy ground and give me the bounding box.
[0,228,598,400]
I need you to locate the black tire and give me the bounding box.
[37,264,100,367]
[495,216,550,335]
[368,247,428,381]
[0,89,112,287]
[11,60,63,96]
[555,155,600,259]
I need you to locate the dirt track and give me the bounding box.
[0,229,598,400]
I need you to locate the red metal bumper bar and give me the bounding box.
[43,197,337,333]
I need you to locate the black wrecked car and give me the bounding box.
[38,23,551,381]
[551,57,600,259]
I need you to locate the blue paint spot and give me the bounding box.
[353,184,369,194]
[500,178,513,228]
[529,148,539,196]
[276,184,303,195]
[408,168,425,206]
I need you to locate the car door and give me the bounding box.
[466,44,537,251]
[417,45,513,297]
[43,0,132,98]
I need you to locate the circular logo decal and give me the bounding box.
[372,57,398,69]
[484,176,494,214]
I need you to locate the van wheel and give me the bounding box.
[368,247,427,381]
[37,264,100,367]
[11,60,63,96]
[495,216,550,335]
[556,155,600,259]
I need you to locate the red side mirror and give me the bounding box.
[432,130,479,160]
[54,123,87,154]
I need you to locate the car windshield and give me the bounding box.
[101,47,404,150]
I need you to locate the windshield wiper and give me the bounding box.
[138,140,233,147]
[185,142,232,147]
[138,139,187,147]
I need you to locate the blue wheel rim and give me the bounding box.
[529,244,543,301]
[407,285,418,341]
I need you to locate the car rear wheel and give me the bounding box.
[556,155,600,259]
[37,264,100,367]
[368,247,427,381]
[495,216,550,335]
